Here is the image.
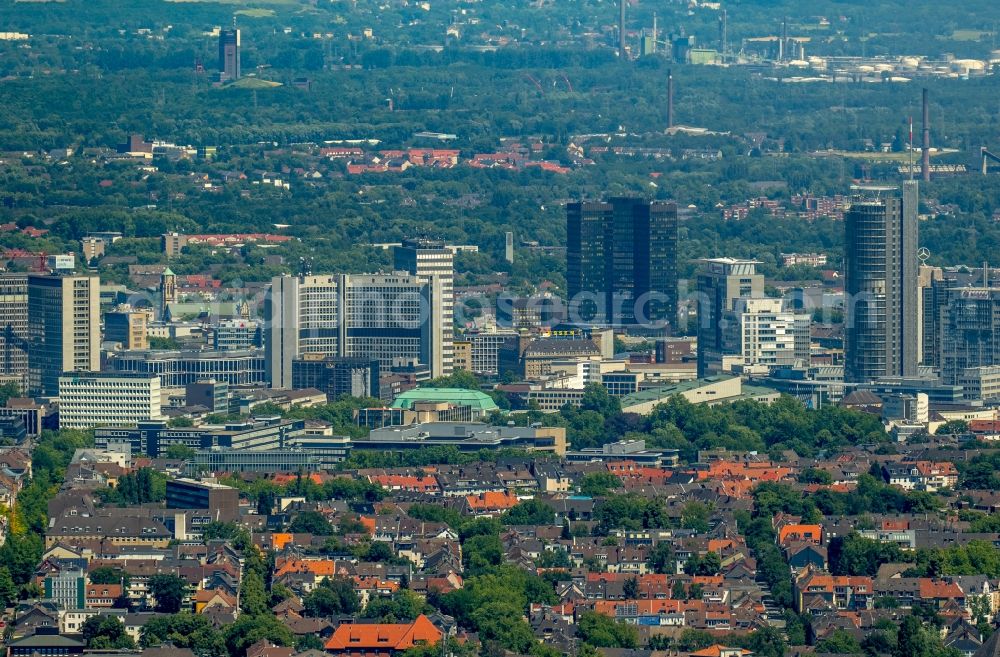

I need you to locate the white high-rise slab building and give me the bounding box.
[725,297,811,373]
[266,272,448,388]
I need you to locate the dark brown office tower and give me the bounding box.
[219,29,240,81]
[567,198,678,330]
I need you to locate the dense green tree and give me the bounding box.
[0,382,20,406]
[462,534,505,575]
[798,467,834,485]
[577,471,622,496]
[82,615,135,650]
[594,494,669,532]
[148,573,188,613]
[935,420,970,436]
[288,510,334,535]
[363,589,432,622]
[140,612,224,655]
[829,533,908,576]
[89,566,130,587]
[303,577,360,617]
[576,611,639,648]
[165,444,196,458]
[0,567,17,609]
[407,503,464,527]
[648,542,675,574]
[295,634,325,651]
[238,571,269,616]
[223,614,294,657]
[424,370,482,390]
[815,629,863,654]
[684,551,722,576]
[472,601,536,654]
[502,498,555,526]
[680,501,711,533]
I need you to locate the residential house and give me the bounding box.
[323,614,443,656]
[777,524,823,547]
[461,491,519,517]
[794,568,873,612]
[84,584,122,608]
[883,461,959,491]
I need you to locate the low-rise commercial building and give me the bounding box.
[390,387,498,419]
[165,478,239,522]
[103,311,149,350]
[94,417,307,456]
[567,439,680,467]
[292,354,380,401]
[186,448,321,475]
[358,421,566,456]
[105,349,266,387]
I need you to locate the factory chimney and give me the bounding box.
[619,0,626,60]
[922,88,931,182]
[652,12,657,54]
[779,18,787,61]
[720,9,728,55]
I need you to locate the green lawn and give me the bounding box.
[949,29,991,41]
[235,8,276,17]
[226,76,283,89]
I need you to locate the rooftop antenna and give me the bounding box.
[908,115,914,181]
[922,88,931,183]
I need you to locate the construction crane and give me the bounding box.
[982,147,1000,174]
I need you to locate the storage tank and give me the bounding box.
[952,59,985,73]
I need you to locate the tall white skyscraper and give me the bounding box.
[0,273,29,387]
[393,239,454,375]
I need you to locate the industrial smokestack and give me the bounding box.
[619,0,626,60]
[922,88,931,182]
[720,9,728,55]
[652,12,657,54]
[667,69,674,130]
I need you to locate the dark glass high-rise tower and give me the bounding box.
[566,198,677,330]
[219,29,241,82]
[844,181,919,383]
